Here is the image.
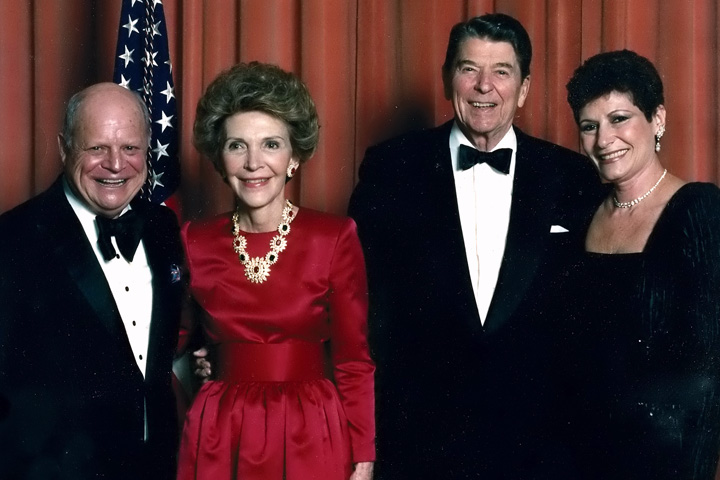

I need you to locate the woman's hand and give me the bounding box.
[349,461,373,480]
[192,347,213,383]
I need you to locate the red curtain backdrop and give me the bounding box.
[1,0,719,220]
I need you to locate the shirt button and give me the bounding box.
[116,254,120,259]
[125,286,130,292]
[139,355,143,360]
[132,321,136,326]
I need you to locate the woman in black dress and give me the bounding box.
[559,49,720,478]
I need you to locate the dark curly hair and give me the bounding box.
[193,62,320,176]
[566,49,664,124]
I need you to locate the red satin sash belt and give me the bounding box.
[215,342,326,383]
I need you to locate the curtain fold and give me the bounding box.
[0,1,33,203]
[1,0,719,217]
[299,0,358,212]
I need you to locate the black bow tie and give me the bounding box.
[96,210,145,262]
[458,144,512,174]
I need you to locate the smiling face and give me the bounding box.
[578,91,665,184]
[60,84,149,219]
[444,37,530,151]
[221,110,299,216]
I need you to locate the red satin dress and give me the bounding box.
[176,208,375,480]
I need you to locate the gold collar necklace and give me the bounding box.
[232,200,296,283]
[613,169,667,209]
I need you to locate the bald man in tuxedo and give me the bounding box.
[0,83,183,480]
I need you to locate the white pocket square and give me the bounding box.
[550,225,569,233]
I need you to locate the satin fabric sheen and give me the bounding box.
[176,208,375,480]
[215,342,326,382]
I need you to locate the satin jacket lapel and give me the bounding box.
[139,204,182,379]
[419,122,483,335]
[484,129,554,333]
[37,180,127,342]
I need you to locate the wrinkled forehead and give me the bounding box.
[455,36,521,68]
[76,92,150,137]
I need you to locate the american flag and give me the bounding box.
[112,0,180,204]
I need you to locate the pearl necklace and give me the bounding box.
[613,169,667,209]
[232,200,296,283]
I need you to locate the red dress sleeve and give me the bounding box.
[328,218,376,462]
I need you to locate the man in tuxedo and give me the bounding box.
[0,83,183,479]
[349,13,602,479]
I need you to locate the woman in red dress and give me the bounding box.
[176,62,375,480]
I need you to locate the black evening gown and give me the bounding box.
[556,183,720,479]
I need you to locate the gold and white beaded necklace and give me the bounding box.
[613,169,667,209]
[231,200,296,283]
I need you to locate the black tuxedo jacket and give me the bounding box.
[0,177,184,480]
[349,122,603,479]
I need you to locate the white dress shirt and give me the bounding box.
[63,180,154,377]
[450,123,517,325]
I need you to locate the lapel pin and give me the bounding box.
[169,264,182,283]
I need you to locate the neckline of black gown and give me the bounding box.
[584,182,704,257]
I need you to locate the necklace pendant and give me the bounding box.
[232,199,295,283]
[244,257,271,283]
